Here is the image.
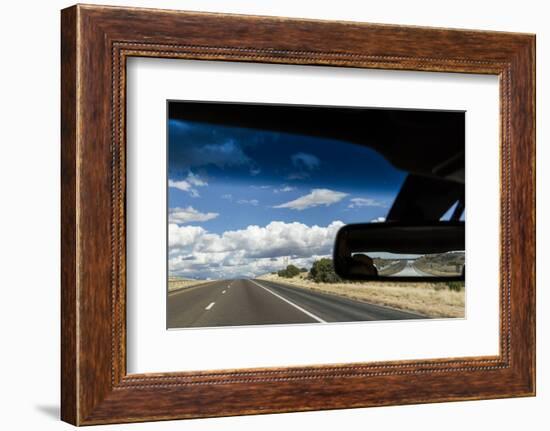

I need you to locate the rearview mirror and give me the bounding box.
[333,221,465,281]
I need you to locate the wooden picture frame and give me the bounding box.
[61,4,535,425]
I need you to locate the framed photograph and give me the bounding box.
[61,4,535,425]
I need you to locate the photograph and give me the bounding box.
[166,101,466,329]
[44,1,536,427]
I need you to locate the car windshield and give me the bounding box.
[168,101,465,281]
[167,101,466,328]
[168,119,406,280]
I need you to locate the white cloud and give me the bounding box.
[186,171,207,187]
[221,193,233,200]
[168,179,194,193]
[274,188,348,211]
[370,216,386,223]
[168,224,206,249]
[168,171,208,197]
[168,220,345,279]
[274,186,295,193]
[169,206,219,224]
[237,199,259,206]
[348,197,387,208]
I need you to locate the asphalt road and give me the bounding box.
[167,278,424,329]
[391,261,434,277]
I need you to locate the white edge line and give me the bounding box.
[249,280,326,323]
[205,302,215,310]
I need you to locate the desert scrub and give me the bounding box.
[447,281,465,292]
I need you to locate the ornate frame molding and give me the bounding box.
[61,5,535,425]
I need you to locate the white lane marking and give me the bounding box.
[222,290,226,294]
[205,302,215,311]
[249,280,326,323]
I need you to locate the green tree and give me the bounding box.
[278,264,301,278]
[309,258,341,283]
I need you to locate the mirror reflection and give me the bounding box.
[349,251,465,278]
[334,222,465,281]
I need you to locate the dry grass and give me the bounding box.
[168,276,206,292]
[257,273,465,318]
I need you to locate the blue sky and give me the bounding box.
[167,117,407,279]
[168,119,405,232]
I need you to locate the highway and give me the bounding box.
[167,278,424,329]
[391,261,434,277]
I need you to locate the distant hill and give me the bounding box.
[415,251,465,276]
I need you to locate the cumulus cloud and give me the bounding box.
[168,171,208,197]
[274,188,348,211]
[168,220,345,279]
[168,224,206,249]
[348,197,387,208]
[169,206,219,224]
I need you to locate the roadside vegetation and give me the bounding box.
[260,258,465,318]
[277,264,301,278]
[168,276,207,292]
[276,259,342,283]
[415,251,465,277]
